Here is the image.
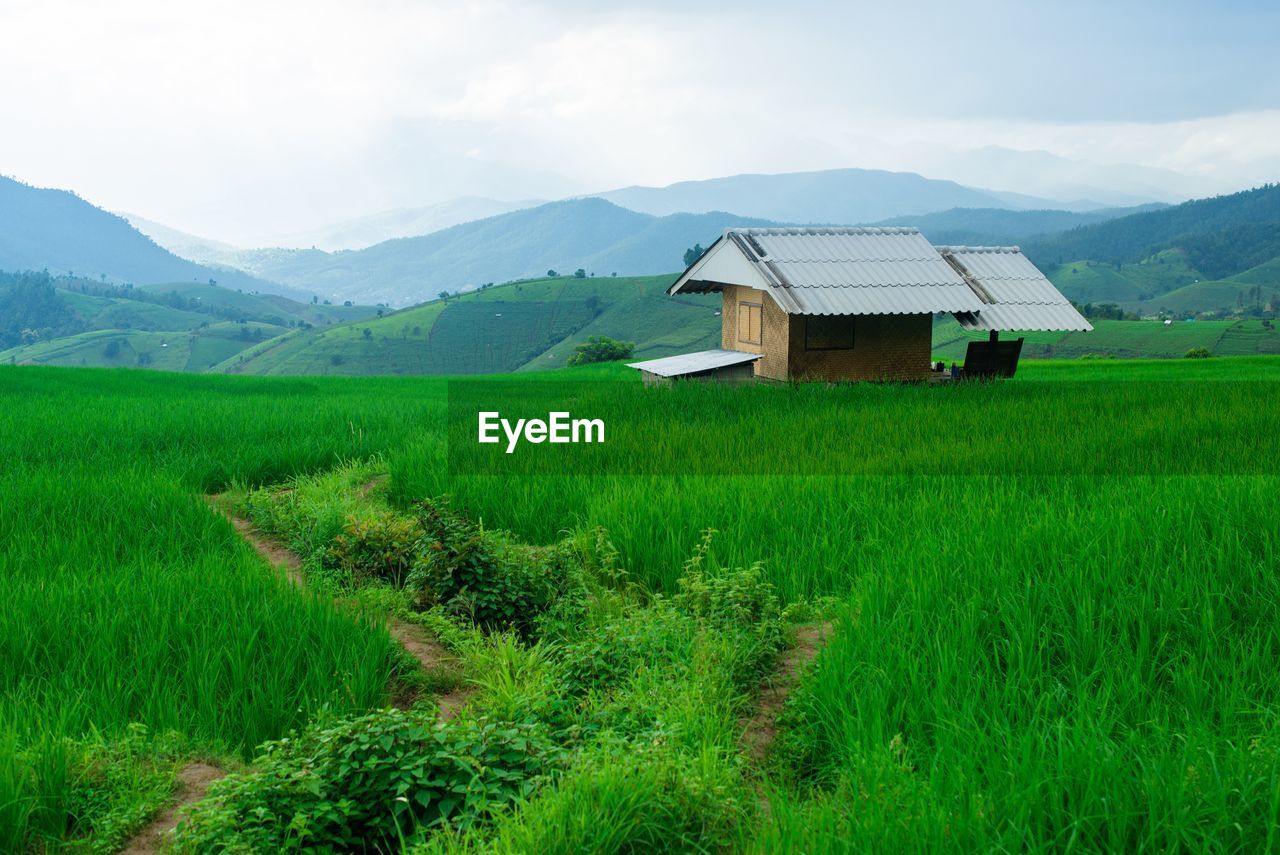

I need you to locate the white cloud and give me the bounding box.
[0,0,1275,240]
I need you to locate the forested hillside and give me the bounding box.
[1025,184,1280,275]
[0,176,297,296]
[875,203,1164,247]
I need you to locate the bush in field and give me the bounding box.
[409,499,573,635]
[566,336,634,366]
[177,710,561,852]
[558,535,784,699]
[1185,346,1212,358]
[322,511,422,586]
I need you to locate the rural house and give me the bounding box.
[628,227,1090,383]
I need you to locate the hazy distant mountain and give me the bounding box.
[227,198,778,306]
[930,147,1224,207]
[0,176,300,297]
[590,168,1078,223]
[871,203,1167,247]
[248,197,544,251]
[118,212,241,264]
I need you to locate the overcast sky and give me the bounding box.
[3,0,1278,241]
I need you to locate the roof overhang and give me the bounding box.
[628,349,761,378]
[939,246,1093,333]
[667,234,774,296]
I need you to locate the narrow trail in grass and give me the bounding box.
[228,516,305,588]
[740,621,833,763]
[120,763,223,854]
[217,503,472,719]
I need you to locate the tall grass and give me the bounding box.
[3,357,1278,849]
[0,367,442,848]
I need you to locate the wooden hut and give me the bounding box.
[628,227,1090,382]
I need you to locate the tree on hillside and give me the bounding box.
[683,243,705,268]
[0,271,82,349]
[567,335,634,366]
[547,269,558,277]
[574,269,586,279]
[438,291,450,302]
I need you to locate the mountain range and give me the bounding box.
[4,169,1278,318]
[590,168,1074,223]
[0,176,303,300]
[5,170,1280,375]
[217,200,778,307]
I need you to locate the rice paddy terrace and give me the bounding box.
[2,356,1278,851]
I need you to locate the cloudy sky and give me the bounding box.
[3,0,1278,241]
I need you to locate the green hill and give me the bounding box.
[1139,256,1280,316]
[57,289,211,331]
[0,270,382,369]
[217,274,719,376]
[932,317,1280,361]
[1025,183,1280,275]
[1046,250,1205,307]
[131,281,377,326]
[0,321,290,371]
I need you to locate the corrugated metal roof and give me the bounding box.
[940,246,1093,332]
[672,227,985,315]
[627,349,761,378]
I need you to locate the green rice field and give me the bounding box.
[2,356,1278,851]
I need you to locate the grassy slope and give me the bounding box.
[1046,249,1205,306]
[1143,255,1280,315]
[0,322,289,370]
[134,281,379,326]
[2,282,383,371]
[221,275,720,377]
[57,288,212,330]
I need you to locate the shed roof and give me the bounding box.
[669,227,985,316]
[627,349,761,378]
[940,246,1093,332]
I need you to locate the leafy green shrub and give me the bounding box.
[674,562,780,633]
[409,499,575,636]
[176,710,561,853]
[1185,346,1212,358]
[556,605,695,697]
[322,511,422,586]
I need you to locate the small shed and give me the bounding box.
[627,349,761,386]
[630,226,1090,383]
